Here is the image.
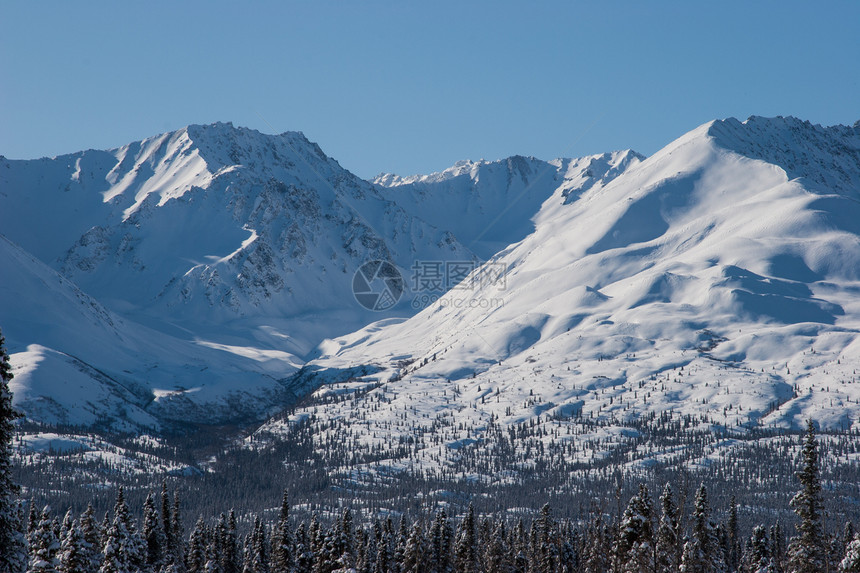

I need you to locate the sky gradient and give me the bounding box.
[1,1,858,178]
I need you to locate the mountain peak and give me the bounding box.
[705,115,860,196]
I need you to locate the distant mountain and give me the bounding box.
[0,234,311,429]
[271,116,860,480]
[0,123,479,427]
[372,151,642,258]
[1,123,643,430]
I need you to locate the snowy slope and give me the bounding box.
[1,123,647,431]
[0,123,471,344]
[0,123,481,428]
[0,234,310,428]
[372,151,642,258]
[269,116,860,478]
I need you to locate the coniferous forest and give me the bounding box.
[5,329,860,572]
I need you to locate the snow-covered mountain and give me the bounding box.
[0,123,489,428]
[1,123,472,342]
[0,234,314,429]
[372,151,643,258]
[264,116,860,480]
[2,121,645,430]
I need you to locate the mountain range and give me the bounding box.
[2,116,860,465]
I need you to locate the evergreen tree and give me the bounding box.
[740,525,777,573]
[271,492,294,573]
[511,518,529,573]
[188,517,209,573]
[680,484,726,573]
[144,492,167,570]
[484,519,509,573]
[221,511,242,573]
[58,519,92,573]
[583,507,611,573]
[454,503,479,573]
[29,506,61,573]
[243,517,269,573]
[29,502,39,537]
[172,493,187,572]
[400,522,424,573]
[333,508,354,571]
[616,484,655,573]
[100,499,130,573]
[79,504,102,573]
[0,328,27,573]
[429,510,453,573]
[374,518,393,573]
[786,420,827,573]
[60,511,73,545]
[295,522,313,573]
[656,483,681,573]
[841,531,860,573]
[537,503,559,573]
[558,524,579,573]
[354,525,373,573]
[206,527,223,573]
[161,483,175,563]
[392,515,407,573]
[726,497,741,573]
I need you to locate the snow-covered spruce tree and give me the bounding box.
[616,484,655,573]
[841,531,860,572]
[271,492,294,573]
[60,511,73,545]
[161,483,175,564]
[833,524,856,572]
[770,522,785,571]
[726,497,741,572]
[656,483,681,573]
[740,525,777,573]
[0,328,27,573]
[187,516,208,573]
[786,420,827,573]
[171,493,187,572]
[484,520,509,573]
[401,522,425,573]
[333,508,354,571]
[294,522,313,573]
[28,502,39,537]
[680,484,726,573]
[429,509,453,573]
[79,504,102,573]
[100,487,145,573]
[58,519,91,573]
[510,518,529,573]
[144,492,167,570]
[558,523,579,573]
[537,502,560,573]
[221,510,242,573]
[582,507,611,573]
[29,506,61,573]
[242,517,269,573]
[454,503,480,573]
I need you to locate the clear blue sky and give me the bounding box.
[1,1,858,179]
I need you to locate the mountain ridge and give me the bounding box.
[260,115,860,483]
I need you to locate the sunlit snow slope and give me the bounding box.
[0,123,481,427]
[287,117,860,472]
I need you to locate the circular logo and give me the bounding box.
[352,260,405,311]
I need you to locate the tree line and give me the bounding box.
[3,331,860,572]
